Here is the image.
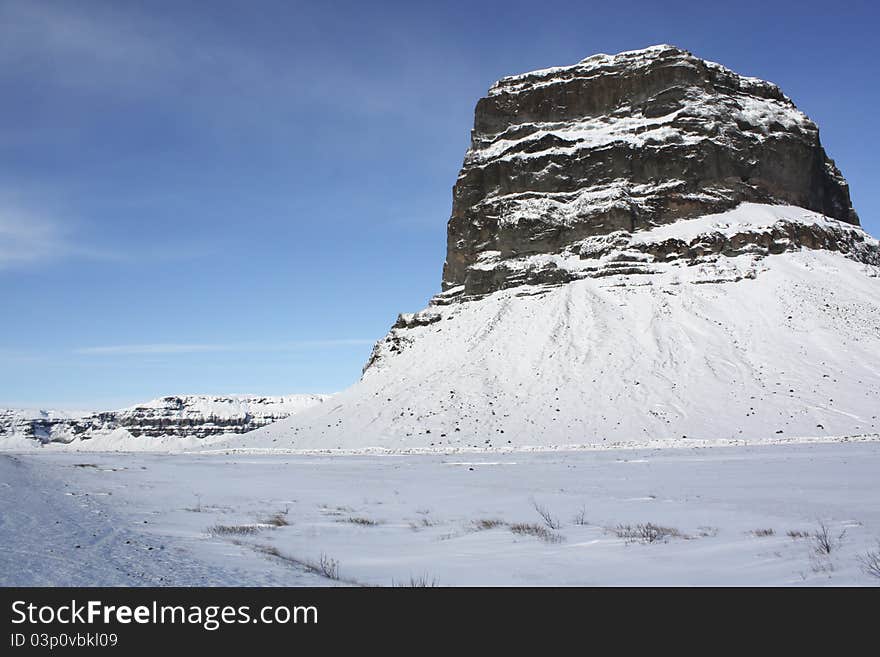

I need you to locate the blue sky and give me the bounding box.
[1,0,878,409]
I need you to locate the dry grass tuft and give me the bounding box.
[264,509,290,527]
[339,516,380,526]
[510,522,564,543]
[614,523,684,544]
[531,499,561,529]
[473,518,506,531]
[209,524,260,536]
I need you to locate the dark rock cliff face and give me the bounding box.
[441,45,860,296]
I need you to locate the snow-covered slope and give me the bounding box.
[214,205,880,453]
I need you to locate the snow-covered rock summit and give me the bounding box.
[209,46,880,453]
[1,394,328,447]
[443,44,861,298]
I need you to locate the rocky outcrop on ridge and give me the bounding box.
[449,204,879,298]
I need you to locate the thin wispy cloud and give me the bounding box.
[0,1,189,95]
[0,0,474,121]
[76,344,232,356]
[0,202,119,270]
[74,340,374,356]
[0,192,222,271]
[0,348,52,365]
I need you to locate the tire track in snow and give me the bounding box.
[0,455,299,585]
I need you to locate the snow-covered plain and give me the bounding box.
[2,444,879,586]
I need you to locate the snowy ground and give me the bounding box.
[3,443,879,586]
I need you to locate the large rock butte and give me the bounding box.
[438,45,866,300]
[224,45,878,453]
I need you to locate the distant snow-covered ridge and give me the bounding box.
[0,394,329,449]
